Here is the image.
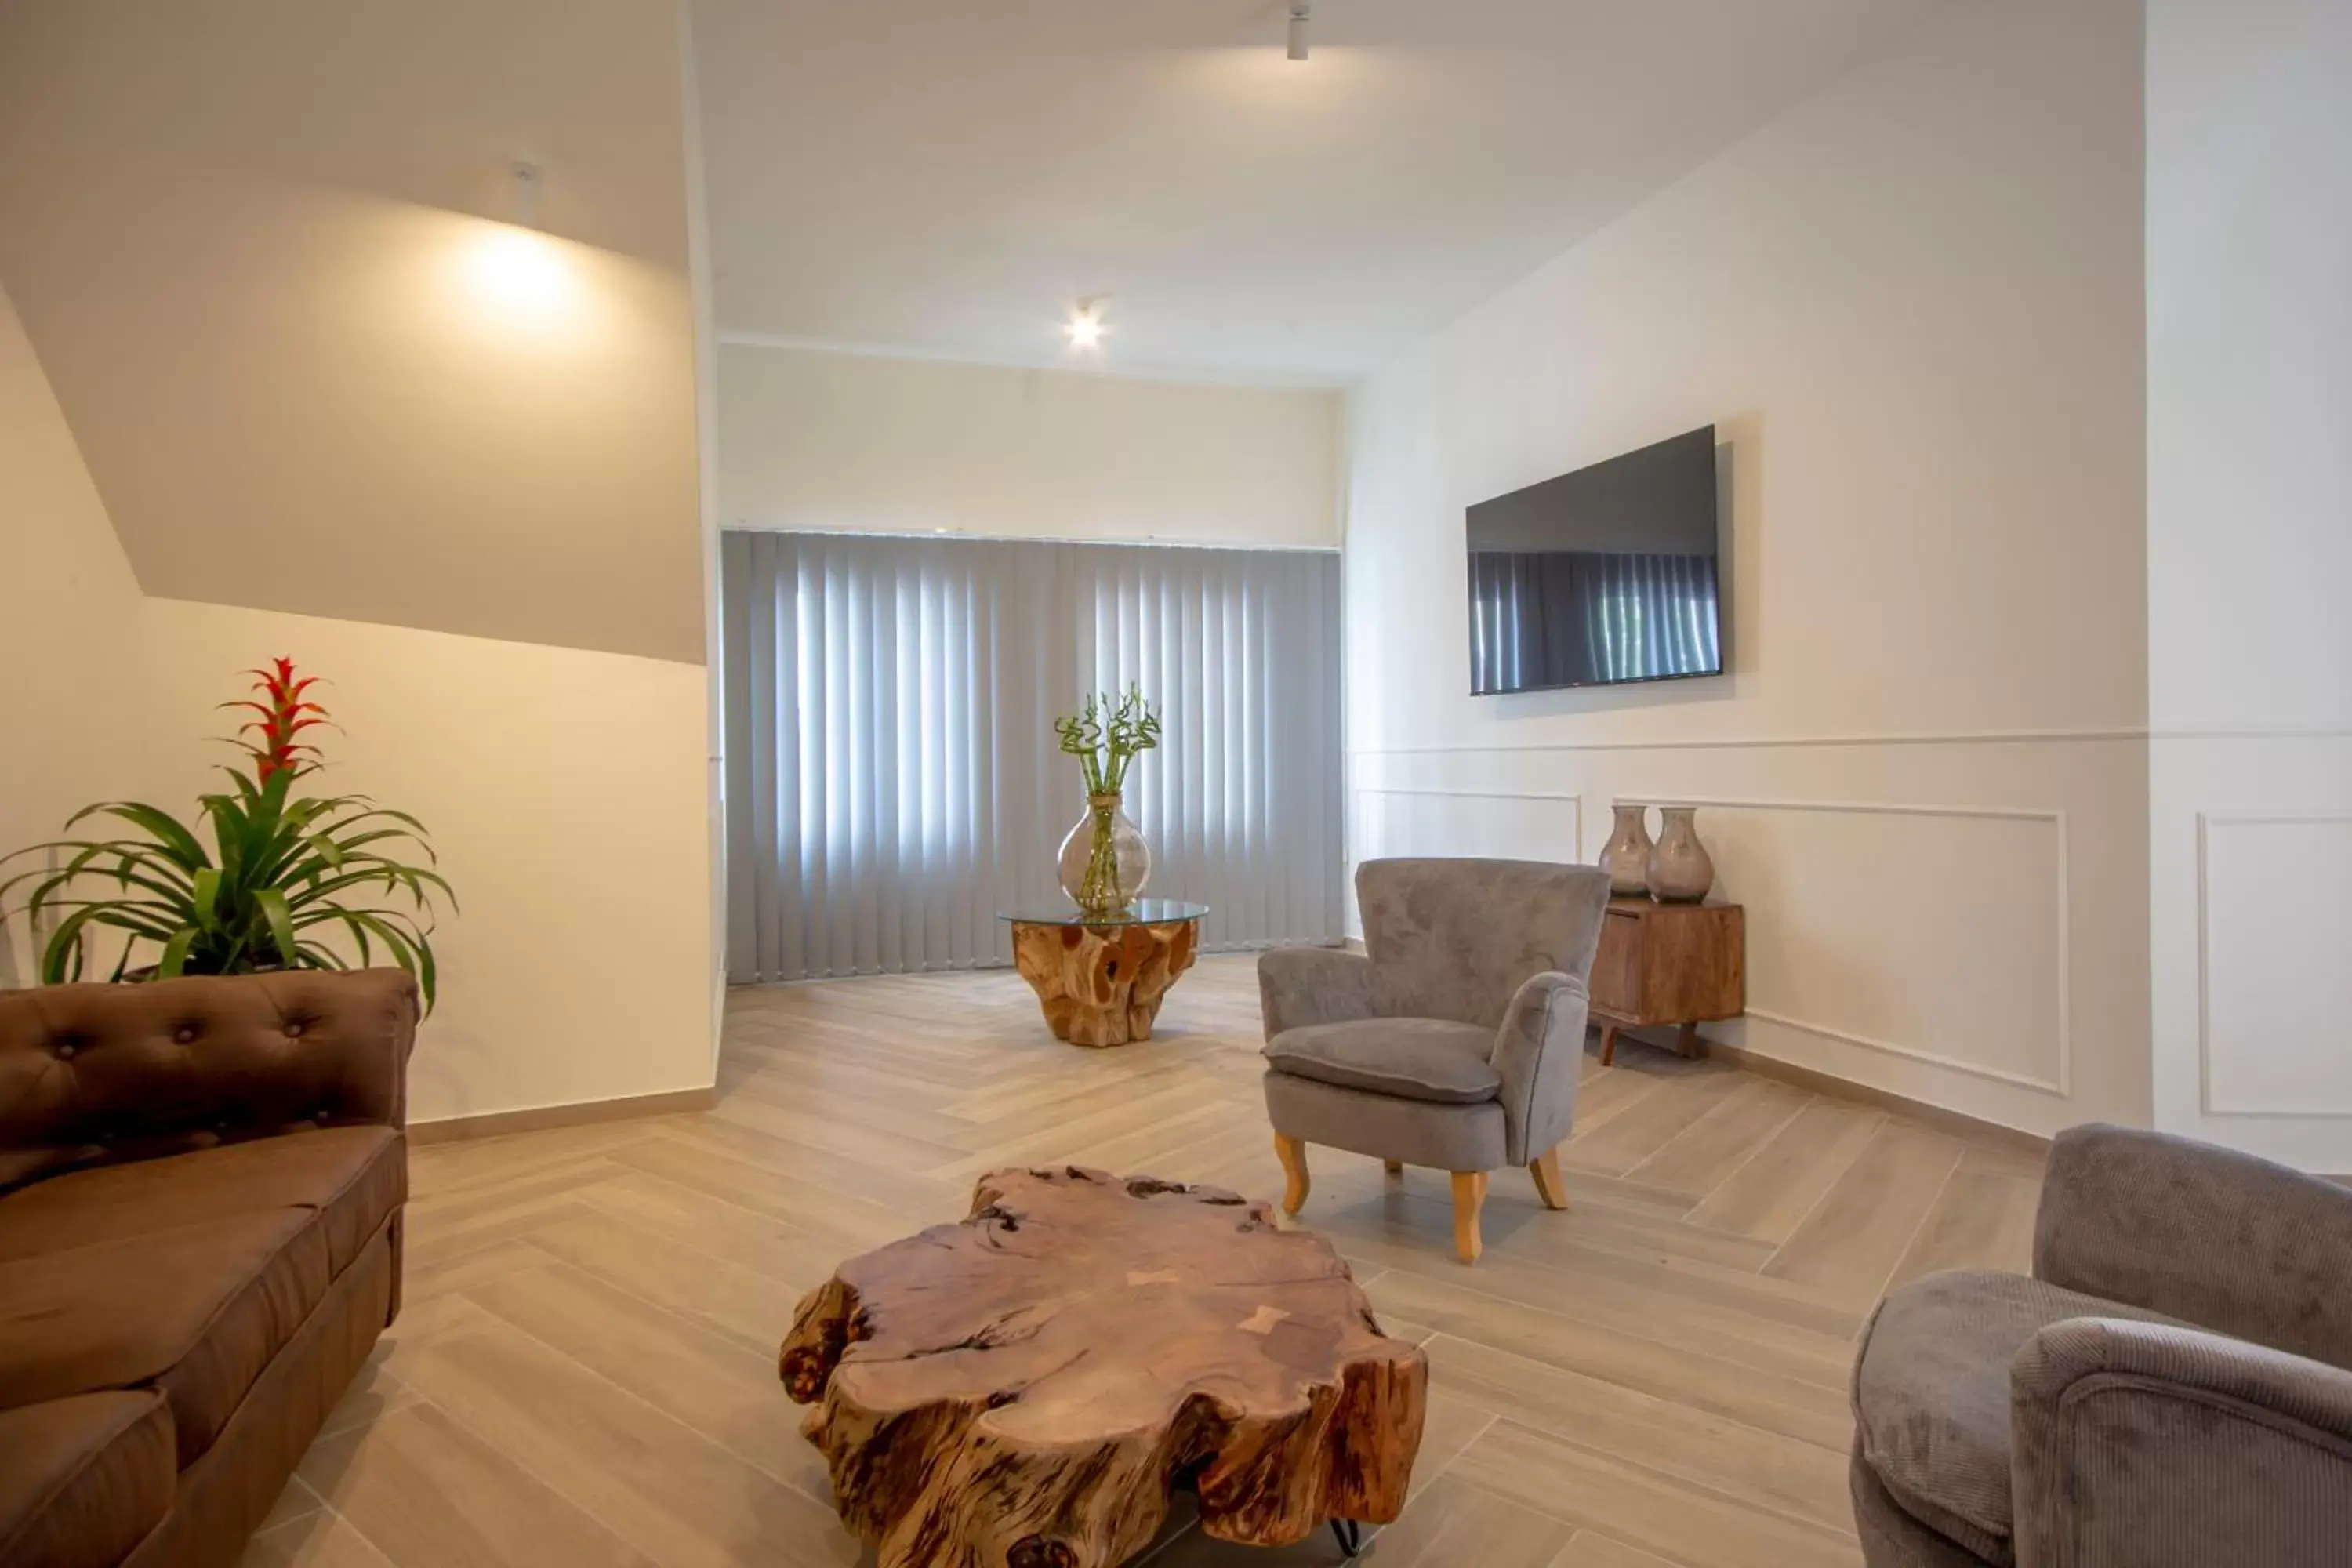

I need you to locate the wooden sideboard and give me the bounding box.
[1589,898,1745,1065]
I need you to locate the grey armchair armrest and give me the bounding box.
[1493,972,1589,1164]
[1257,946,1377,1036]
[2010,1317,2352,1568]
[2033,1124,2352,1367]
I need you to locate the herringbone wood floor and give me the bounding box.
[241,955,2042,1568]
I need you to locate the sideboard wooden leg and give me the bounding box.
[1599,1022,1621,1067]
[1676,1021,1700,1058]
[1274,1133,1311,1217]
[1382,1160,1404,1178]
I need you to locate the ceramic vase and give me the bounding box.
[1645,806,1715,903]
[1599,804,1654,898]
[1057,792,1151,913]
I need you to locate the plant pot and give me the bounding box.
[1645,806,1715,903]
[1599,803,1653,898]
[1057,793,1151,913]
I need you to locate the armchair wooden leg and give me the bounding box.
[1530,1145,1569,1210]
[1450,1171,1488,1264]
[1383,1160,1404,1178]
[1274,1133,1311,1217]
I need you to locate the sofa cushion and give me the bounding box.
[1853,1269,2187,1565]
[0,1391,173,1568]
[1264,1018,1501,1105]
[0,1208,332,1468]
[0,1125,401,1278]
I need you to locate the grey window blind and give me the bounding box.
[720,531,1344,982]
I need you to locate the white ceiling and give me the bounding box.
[693,0,1947,384]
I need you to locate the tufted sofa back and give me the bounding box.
[0,968,418,1195]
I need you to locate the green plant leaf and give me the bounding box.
[157,927,198,979]
[255,887,298,966]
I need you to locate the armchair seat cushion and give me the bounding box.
[1264,1018,1501,1105]
[1853,1269,2186,1565]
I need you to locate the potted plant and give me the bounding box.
[1052,684,1160,913]
[0,658,453,1008]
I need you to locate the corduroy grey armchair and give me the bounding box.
[1850,1123,2352,1568]
[1258,857,1610,1263]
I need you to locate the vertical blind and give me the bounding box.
[721,531,1345,983]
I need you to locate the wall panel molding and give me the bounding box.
[1642,795,2072,1098]
[2195,811,2352,1119]
[1351,786,1584,861]
[1352,782,2074,1098]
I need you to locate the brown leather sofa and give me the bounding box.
[0,970,416,1568]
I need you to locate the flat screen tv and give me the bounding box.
[1466,424,1723,695]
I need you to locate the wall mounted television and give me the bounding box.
[1466,424,1723,695]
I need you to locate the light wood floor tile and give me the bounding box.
[296,1400,655,1568]
[387,1312,858,1567]
[241,1510,399,1568]
[260,956,2045,1567]
[1425,1333,1852,1533]
[1621,1078,1810,1197]
[1450,1420,1863,1568]
[1549,1530,1688,1568]
[1684,1100,1886,1243]
[1763,1122,1964,1302]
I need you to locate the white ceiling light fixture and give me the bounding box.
[509,159,543,228]
[1287,4,1312,62]
[1065,296,1107,352]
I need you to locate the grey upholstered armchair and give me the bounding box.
[1258,857,1610,1263]
[1851,1123,2352,1568]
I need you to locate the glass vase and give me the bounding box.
[1057,792,1151,913]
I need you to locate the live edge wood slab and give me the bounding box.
[778,1165,1428,1568]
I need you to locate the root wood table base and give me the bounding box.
[778,1165,1427,1568]
[1000,900,1207,1047]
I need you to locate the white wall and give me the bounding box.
[720,343,1341,547]
[2147,0,2352,1168]
[1,281,714,1126]
[1345,0,2150,1138]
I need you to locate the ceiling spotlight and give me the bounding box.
[1287,3,1311,61]
[509,159,543,229]
[1066,299,1106,352]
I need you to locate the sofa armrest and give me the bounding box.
[2010,1317,2352,1568]
[1257,946,1377,1040]
[0,969,419,1192]
[1492,971,1588,1165]
[2033,1123,2352,1367]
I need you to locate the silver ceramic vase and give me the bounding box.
[1645,806,1715,903]
[1599,803,1653,898]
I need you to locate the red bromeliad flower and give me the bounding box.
[223,657,329,782]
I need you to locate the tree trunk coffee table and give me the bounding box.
[997,899,1209,1047]
[778,1164,1426,1568]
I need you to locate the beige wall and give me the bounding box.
[0,288,148,989]
[0,0,706,664]
[1,283,715,1123]
[720,343,1342,547]
[2147,0,2352,1168]
[1344,0,2151,1138]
